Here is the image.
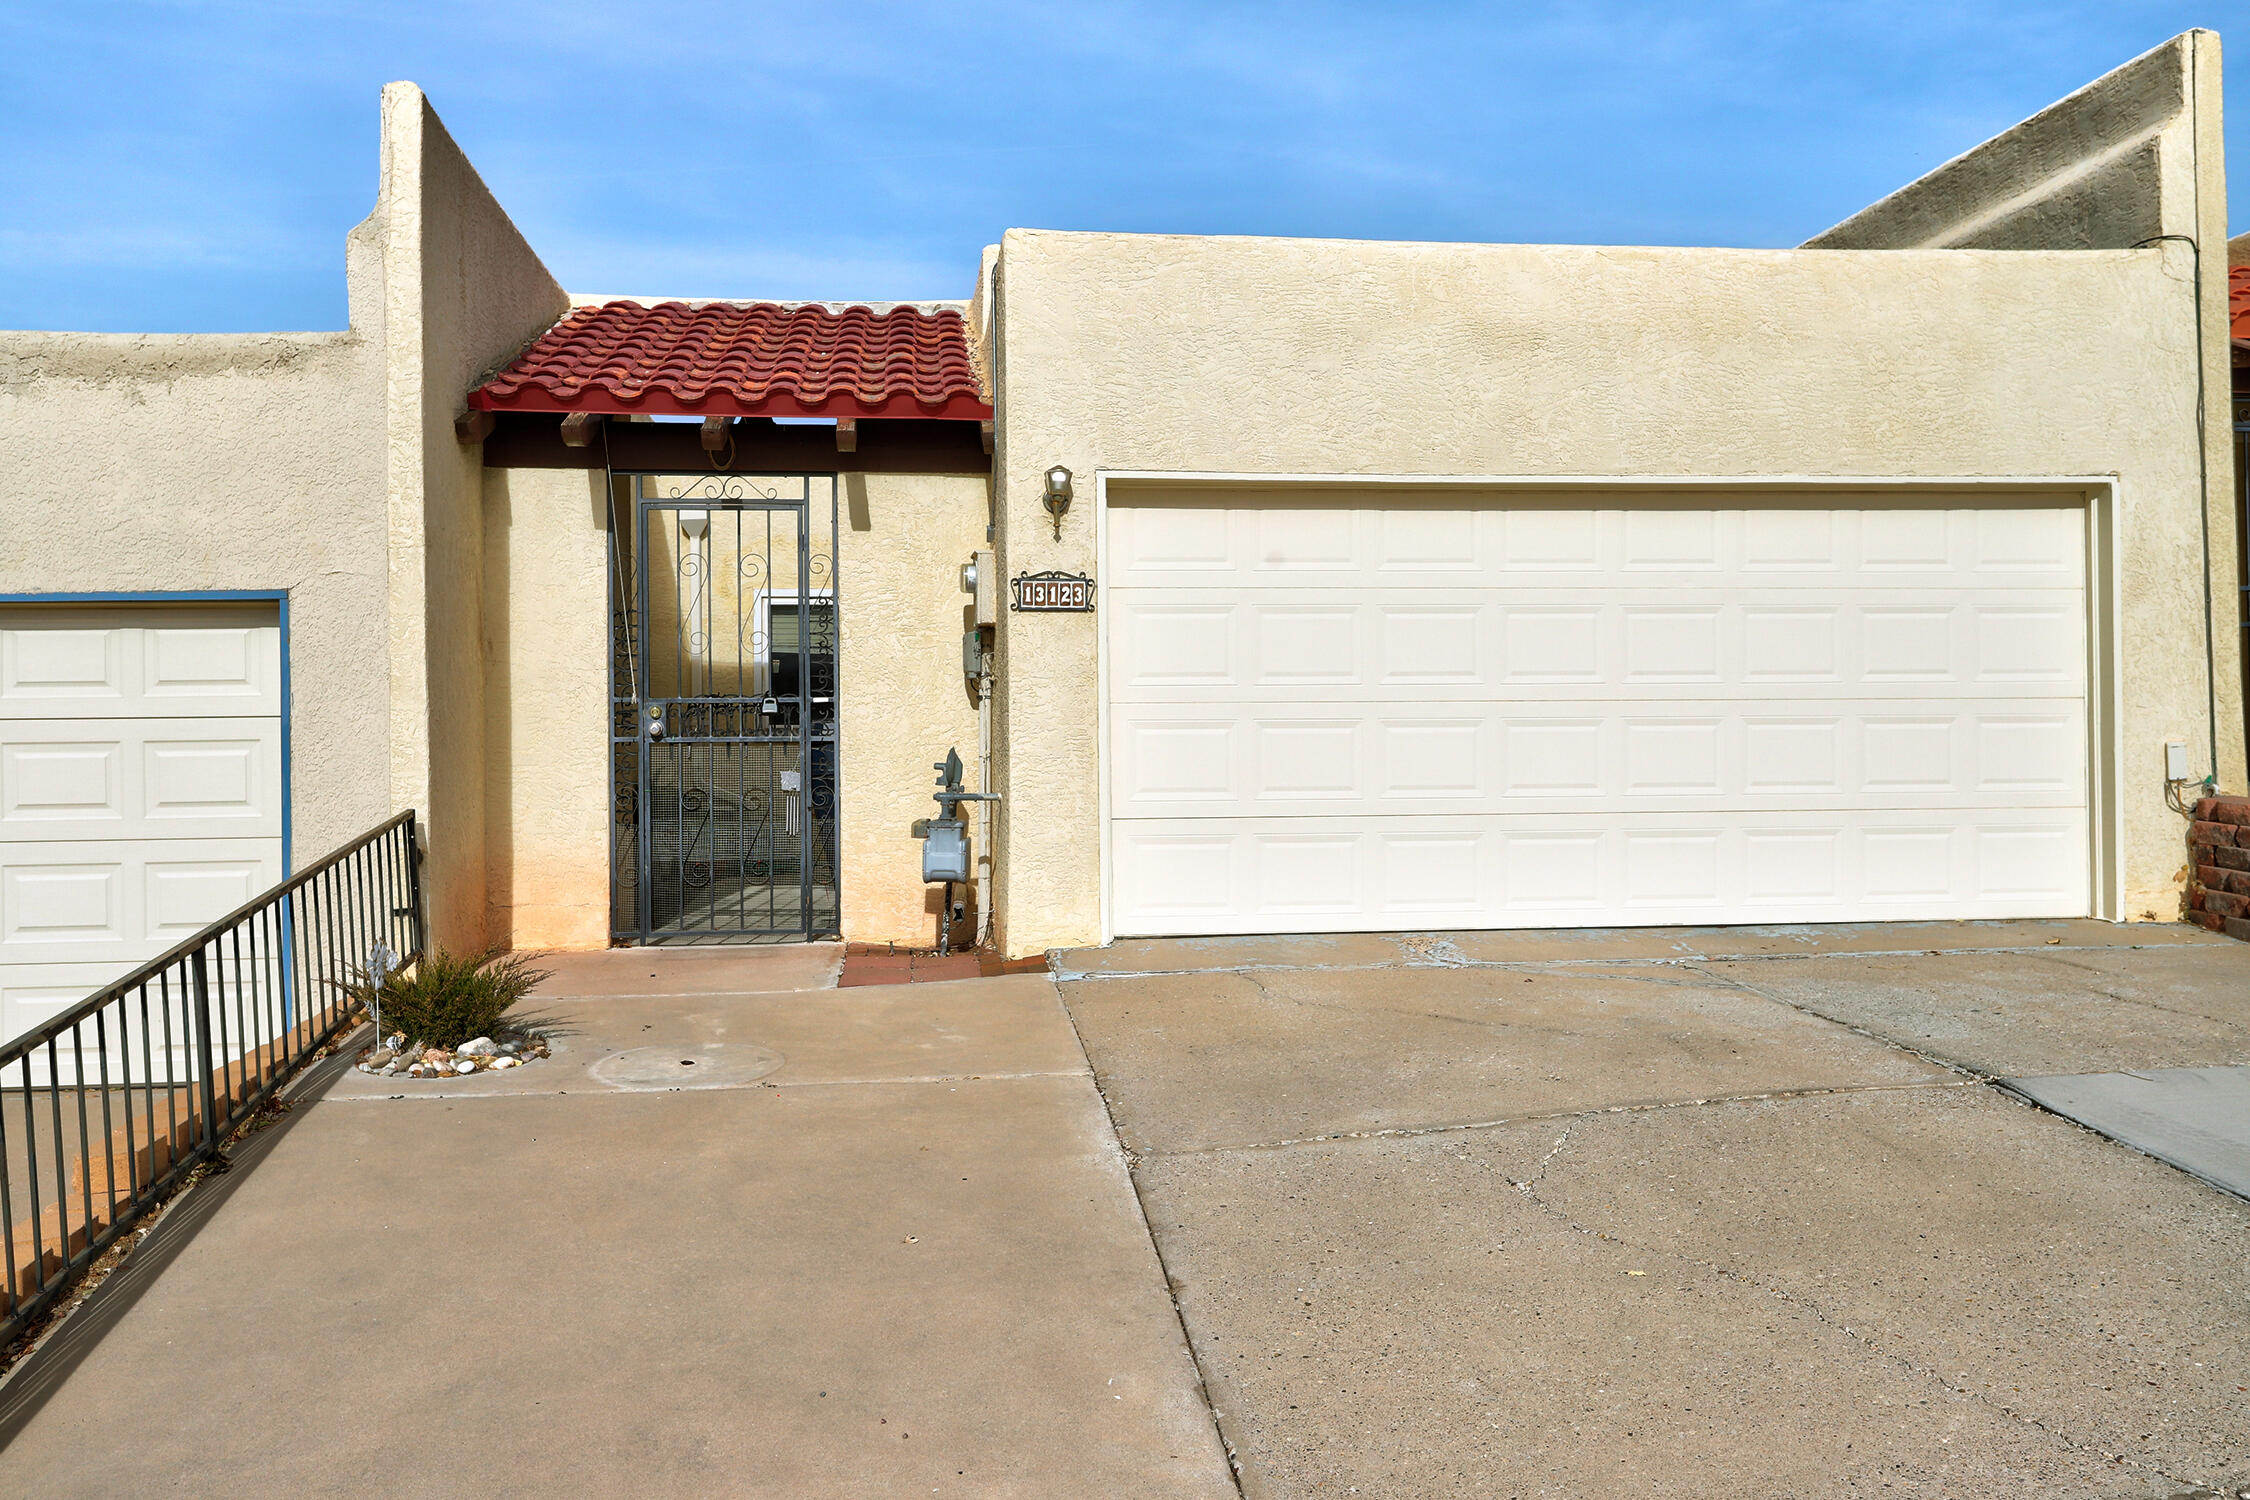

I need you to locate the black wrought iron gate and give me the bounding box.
[610,473,840,941]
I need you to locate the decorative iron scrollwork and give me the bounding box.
[646,475,797,505]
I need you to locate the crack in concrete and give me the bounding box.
[1485,1136,2212,1495]
[1229,966,1604,1046]
[1684,962,2002,1085]
[2019,952,2250,1032]
[1129,1076,1983,1161]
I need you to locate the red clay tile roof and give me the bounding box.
[469,300,989,420]
[2233,266,2250,347]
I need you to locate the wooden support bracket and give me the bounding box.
[835,418,858,453]
[701,416,731,452]
[979,419,994,455]
[454,409,495,444]
[560,412,604,448]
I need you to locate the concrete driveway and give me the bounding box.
[1056,920,2250,1499]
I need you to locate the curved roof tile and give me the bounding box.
[469,300,990,420]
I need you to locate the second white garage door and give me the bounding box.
[0,604,286,1043]
[1105,492,2090,937]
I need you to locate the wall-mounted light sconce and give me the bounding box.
[1043,465,1074,540]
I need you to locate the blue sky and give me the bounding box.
[1,2,2242,331]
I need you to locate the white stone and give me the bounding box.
[457,1037,497,1057]
[455,1060,476,1074]
[491,1056,518,1069]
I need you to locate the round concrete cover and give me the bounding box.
[589,1041,784,1091]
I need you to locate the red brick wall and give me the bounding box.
[2187,797,2250,941]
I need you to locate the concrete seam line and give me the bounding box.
[761,1070,1092,1088]
[309,1069,1094,1102]
[1053,989,1248,1498]
[1140,1077,1987,1159]
[523,989,848,1001]
[1052,942,2194,983]
[1684,963,2003,1085]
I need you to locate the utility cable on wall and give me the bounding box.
[2132,227,2221,799]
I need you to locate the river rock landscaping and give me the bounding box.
[356,1030,551,1079]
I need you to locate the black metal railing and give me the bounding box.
[0,811,423,1344]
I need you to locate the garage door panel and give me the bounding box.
[1,717,282,841]
[1110,590,2084,702]
[1,737,126,832]
[1111,502,2084,591]
[143,726,281,836]
[1112,811,2090,936]
[0,838,280,966]
[1112,700,2086,816]
[142,621,279,710]
[1,607,280,719]
[1,857,129,954]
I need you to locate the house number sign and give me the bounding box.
[1011,570,1096,612]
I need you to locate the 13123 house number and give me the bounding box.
[1011,571,1096,612]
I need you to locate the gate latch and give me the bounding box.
[643,703,667,741]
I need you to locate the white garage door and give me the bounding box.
[0,605,285,1043]
[1106,494,2090,937]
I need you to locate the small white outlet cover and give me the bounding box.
[2165,741,2191,781]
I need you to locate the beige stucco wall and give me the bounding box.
[379,83,571,953]
[987,230,2239,955]
[837,471,990,945]
[0,205,392,862]
[480,465,613,950]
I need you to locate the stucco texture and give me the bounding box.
[988,230,2238,956]
[481,466,612,950]
[837,471,990,945]
[0,220,391,863]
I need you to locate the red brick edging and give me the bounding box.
[2187,796,2250,942]
[838,944,1051,988]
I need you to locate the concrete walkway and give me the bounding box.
[0,947,1235,1497]
[1057,920,2250,1499]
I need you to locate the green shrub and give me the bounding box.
[361,948,550,1049]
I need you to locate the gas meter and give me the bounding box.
[911,748,999,953]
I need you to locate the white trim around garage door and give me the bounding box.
[1092,472,2123,944]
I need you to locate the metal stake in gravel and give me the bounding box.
[366,942,397,1043]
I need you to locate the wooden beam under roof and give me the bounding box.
[560,412,604,447]
[835,419,858,453]
[479,414,992,476]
